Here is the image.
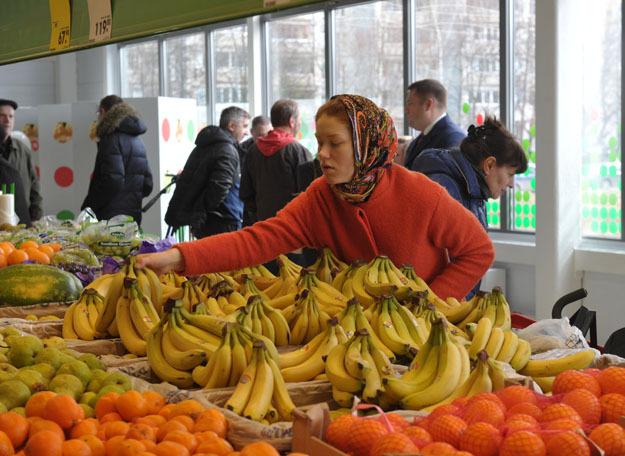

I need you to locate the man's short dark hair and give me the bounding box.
[219,106,250,129]
[251,115,271,130]
[408,79,447,108]
[0,99,18,110]
[99,95,124,112]
[270,99,299,128]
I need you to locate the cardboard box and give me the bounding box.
[292,402,348,456]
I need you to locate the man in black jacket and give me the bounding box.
[0,123,30,225]
[81,95,153,225]
[165,106,250,238]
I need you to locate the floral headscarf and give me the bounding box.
[331,94,397,203]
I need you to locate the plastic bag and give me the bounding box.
[51,243,100,268]
[516,317,590,349]
[80,215,138,257]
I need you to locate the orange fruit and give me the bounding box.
[401,425,433,448]
[458,422,502,456]
[95,393,120,420]
[25,248,50,264]
[70,418,100,439]
[370,432,419,456]
[347,418,390,456]
[193,431,219,446]
[104,435,125,456]
[428,403,460,420]
[0,242,15,256]
[8,249,28,265]
[0,253,7,269]
[541,419,583,444]
[38,245,55,259]
[115,439,146,456]
[46,243,63,252]
[419,441,457,455]
[380,413,410,431]
[156,420,187,442]
[162,431,197,453]
[44,395,84,430]
[505,413,539,426]
[600,393,625,423]
[545,431,590,456]
[589,422,625,456]
[240,442,279,456]
[19,240,39,250]
[170,416,194,432]
[537,403,582,425]
[506,401,542,419]
[62,439,92,456]
[497,385,539,409]
[28,419,65,441]
[126,423,156,443]
[193,410,227,438]
[157,405,175,421]
[104,420,130,439]
[499,430,546,456]
[100,412,123,424]
[25,429,63,456]
[0,411,30,447]
[500,418,539,436]
[117,391,149,421]
[552,370,602,397]
[152,441,191,456]
[141,392,165,415]
[428,414,467,448]
[462,398,505,427]
[325,414,359,452]
[194,437,233,456]
[597,366,625,395]
[0,431,13,456]
[78,435,106,456]
[167,400,205,421]
[561,388,601,424]
[133,415,166,429]
[467,392,507,413]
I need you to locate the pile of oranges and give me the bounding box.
[324,366,625,456]
[0,389,304,456]
[0,240,61,267]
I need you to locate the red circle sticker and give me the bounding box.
[31,140,39,151]
[476,114,484,125]
[162,118,170,142]
[54,166,74,187]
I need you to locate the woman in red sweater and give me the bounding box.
[137,95,494,299]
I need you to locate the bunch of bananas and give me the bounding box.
[259,256,300,299]
[62,288,105,341]
[456,288,510,331]
[233,295,291,346]
[83,273,115,297]
[225,340,296,423]
[466,316,532,370]
[180,280,224,316]
[192,321,280,389]
[160,270,187,288]
[279,317,348,382]
[232,263,277,292]
[337,298,396,360]
[345,257,413,307]
[195,272,237,295]
[410,299,470,343]
[296,268,348,313]
[238,275,271,302]
[366,294,426,356]
[309,247,348,284]
[281,290,331,345]
[210,280,246,314]
[332,259,366,295]
[383,318,469,410]
[94,257,163,339]
[325,328,396,407]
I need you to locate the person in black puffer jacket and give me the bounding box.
[0,123,30,225]
[165,106,250,238]
[81,95,153,225]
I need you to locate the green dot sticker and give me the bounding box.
[523,191,530,202]
[531,178,536,190]
[531,218,536,229]
[600,207,608,219]
[601,221,608,233]
[515,216,522,228]
[492,215,499,225]
[187,120,195,142]
[530,125,536,137]
[492,202,499,212]
[462,103,469,113]
[610,207,618,219]
[609,136,618,149]
[610,222,618,234]
[523,204,530,215]
[57,209,74,220]
[600,193,608,205]
[522,139,530,151]
[582,207,590,218]
[591,207,599,218]
[516,191,522,202]
[523,217,530,228]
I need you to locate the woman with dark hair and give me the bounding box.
[411,116,528,231]
[136,95,494,300]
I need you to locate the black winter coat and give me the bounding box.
[0,157,31,225]
[165,126,243,228]
[81,103,153,225]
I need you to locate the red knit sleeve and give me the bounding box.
[425,186,495,299]
[175,189,317,275]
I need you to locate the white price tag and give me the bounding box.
[88,0,112,42]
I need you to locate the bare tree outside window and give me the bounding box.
[120,41,159,97]
[335,1,404,131]
[214,25,249,121]
[268,12,326,154]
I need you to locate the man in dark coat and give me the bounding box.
[240,99,312,222]
[81,95,153,225]
[165,106,250,238]
[403,79,466,170]
[0,123,30,225]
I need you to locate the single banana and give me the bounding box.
[360,338,384,402]
[143,266,164,316]
[487,357,507,392]
[167,310,218,354]
[85,294,100,330]
[484,326,505,359]
[349,265,376,308]
[73,297,95,341]
[225,347,259,415]
[352,301,395,360]
[95,269,125,333]
[509,338,532,371]
[332,386,355,408]
[280,322,339,382]
[243,344,274,421]
[324,341,364,393]
[128,289,157,339]
[533,375,555,394]
[116,288,147,356]
[201,329,233,389]
[279,329,327,369]
[467,317,494,359]
[467,351,493,396]
[375,300,411,356]
[262,301,290,346]
[385,342,441,399]
[161,326,207,371]
[178,307,229,337]
[264,351,296,421]
[518,348,596,377]
[228,332,249,386]
[145,317,195,388]
[492,287,512,331]
[496,329,519,363]
[62,302,79,339]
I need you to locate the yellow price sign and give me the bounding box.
[49,0,71,51]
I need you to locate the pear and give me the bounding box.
[0,328,21,338]
[15,369,47,393]
[93,384,125,406]
[4,335,20,347]
[56,360,91,388]
[0,340,9,355]
[7,336,44,368]
[78,353,105,371]
[34,347,64,370]
[62,348,81,359]
[10,407,26,417]
[0,403,6,414]
[39,316,60,321]
[42,336,67,350]
[79,391,97,405]
[80,403,95,418]
[86,369,107,393]
[24,315,38,321]
[25,363,56,382]
[0,379,32,409]
[48,374,84,400]
[0,363,18,382]
[99,372,131,392]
